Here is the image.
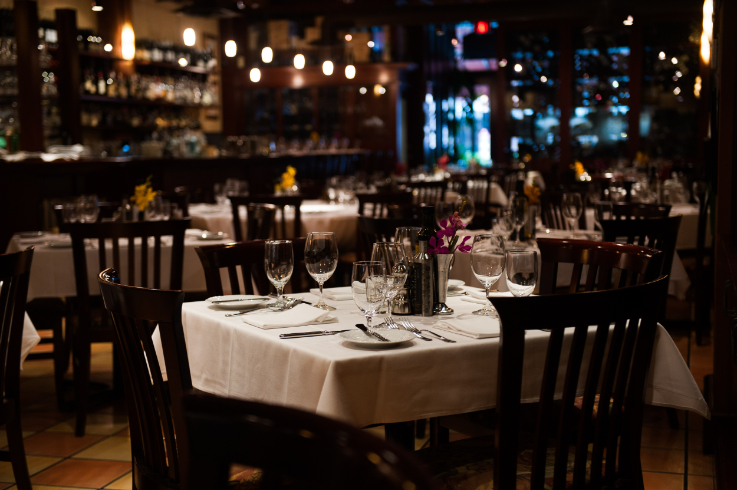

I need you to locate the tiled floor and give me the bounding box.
[1,321,715,489]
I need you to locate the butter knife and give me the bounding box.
[280,330,350,339]
[213,298,267,304]
[355,323,389,342]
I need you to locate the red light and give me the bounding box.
[475,21,490,34]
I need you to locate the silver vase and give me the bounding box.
[433,253,454,315]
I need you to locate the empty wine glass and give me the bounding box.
[162,200,172,220]
[264,240,294,307]
[470,234,506,316]
[394,227,421,258]
[351,261,386,329]
[435,201,457,228]
[304,232,339,311]
[455,195,475,225]
[562,192,583,238]
[492,211,514,240]
[371,242,409,316]
[505,250,538,297]
[511,204,528,247]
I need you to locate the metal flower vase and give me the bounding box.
[433,253,454,315]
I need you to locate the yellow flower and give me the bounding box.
[574,161,585,176]
[130,175,157,211]
[279,166,297,189]
[524,185,541,204]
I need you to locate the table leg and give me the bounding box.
[385,421,415,451]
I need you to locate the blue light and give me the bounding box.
[122,145,130,152]
[547,50,554,58]
[511,109,524,120]
[490,21,499,28]
[583,100,589,106]
[523,108,534,116]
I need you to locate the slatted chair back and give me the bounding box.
[247,194,305,239]
[97,268,191,490]
[195,238,308,297]
[357,192,413,218]
[541,191,588,230]
[183,393,438,490]
[490,276,669,490]
[594,202,671,221]
[228,197,277,242]
[356,217,418,261]
[67,219,189,436]
[404,181,446,204]
[537,238,664,295]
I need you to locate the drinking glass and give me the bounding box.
[593,202,613,231]
[81,197,99,223]
[511,204,528,247]
[491,211,514,240]
[304,232,339,311]
[562,192,583,237]
[394,227,421,258]
[505,250,538,297]
[146,195,163,221]
[371,242,409,316]
[455,195,475,225]
[470,234,506,316]
[62,203,79,223]
[351,261,386,329]
[435,201,456,228]
[161,200,172,220]
[264,240,294,307]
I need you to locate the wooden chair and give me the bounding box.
[195,238,308,297]
[228,199,277,242]
[68,219,190,436]
[403,181,446,204]
[356,192,413,218]
[541,191,588,230]
[594,202,671,221]
[246,194,306,239]
[183,392,438,490]
[0,247,34,490]
[356,217,418,261]
[97,268,192,490]
[418,276,669,490]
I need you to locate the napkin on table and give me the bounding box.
[242,304,338,329]
[310,286,354,301]
[433,318,500,339]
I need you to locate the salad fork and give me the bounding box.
[392,319,432,341]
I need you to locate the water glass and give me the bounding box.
[62,203,78,223]
[370,242,409,316]
[351,261,386,329]
[470,234,506,316]
[593,202,613,231]
[562,192,583,237]
[81,197,99,223]
[491,211,514,239]
[505,250,538,297]
[304,232,339,310]
[264,240,294,307]
[161,200,172,220]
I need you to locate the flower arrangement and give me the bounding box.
[131,175,157,211]
[275,166,297,193]
[524,185,541,204]
[428,198,472,255]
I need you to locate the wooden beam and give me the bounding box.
[14,0,43,151]
[55,9,82,145]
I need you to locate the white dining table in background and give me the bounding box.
[157,291,708,429]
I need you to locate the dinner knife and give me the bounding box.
[354,323,389,342]
[279,330,350,339]
[212,298,267,304]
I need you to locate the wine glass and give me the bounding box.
[435,202,456,228]
[470,234,506,317]
[593,201,613,232]
[351,261,386,329]
[511,204,528,247]
[370,242,409,316]
[455,195,475,226]
[394,227,421,258]
[492,211,514,240]
[304,232,339,311]
[62,203,78,223]
[562,192,583,238]
[264,240,294,307]
[505,250,538,297]
[81,197,99,223]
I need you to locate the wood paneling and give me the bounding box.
[14,0,43,152]
[55,9,82,145]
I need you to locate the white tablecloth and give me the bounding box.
[189,200,359,251]
[163,290,708,428]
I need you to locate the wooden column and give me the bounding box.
[220,17,248,136]
[14,0,43,151]
[55,9,81,144]
[558,24,572,166]
[627,21,643,161]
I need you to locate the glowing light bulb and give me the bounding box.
[322,61,334,75]
[623,15,633,26]
[612,80,619,88]
[498,59,507,67]
[514,64,522,72]
[91,2,103,11]
[121,24,135,61]
[262,47,273,63]
[345,64,356,79]
[359,87,367,94]
[103,43,113,52]
[701,31,710,63]
[703,0,713,42]
[224,40,237,58]
[674,87,681,95]
[540,76,547,83]
[183,28,195,47]
[345,34,352,41]
[250,68,261,82]
[671,57,678,64]
[658,51,666,60]
[178,57,188,67]
[294,54,305,69]
[367,41,375,48]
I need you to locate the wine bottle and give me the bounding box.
[410,239,435,317]
[97,71,106,96]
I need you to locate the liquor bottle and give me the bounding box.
[106,71,117,98]
[97,71,106,96]
[117,73,128,99]
[409,205,436,316]
[83,69,95,94]
[511,177,529,242]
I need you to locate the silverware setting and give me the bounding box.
[354,323,389,342]
[225,297,301,317]
[213,297,267,304]
[279,329,350,339]
[421,329,456,343]
[385,317,432,341]
[269,294,313,305]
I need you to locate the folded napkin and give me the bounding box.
[310,287,354,301]
[460,289,490,305]
[433,318,500,339]
[242,304,338,329]
[185,229,207,237]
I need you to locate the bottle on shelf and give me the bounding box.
[97,71,106,96]
[409,205,436,317]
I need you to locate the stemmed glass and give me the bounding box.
[455,195,475,226]
[511,204,528,247]
[491,211,514,240]
[562,192,583,238]
[264,240,294,307]
[394,227,421,258]
[370,242,409,316]
[304,232,339,311]
[593,202,613,232]
[351,261,386,329]
[505,250,538,297]
[435,202,456,228]
[470,234,506,317]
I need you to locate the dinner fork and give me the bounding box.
[388,318,431,341]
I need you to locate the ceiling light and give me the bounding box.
[498,59,507,67]
[250,68,261,82]
[658,51,666,60]
[671,57,678,64]
[345,64,356,79]
[121,23,135,61]
[183,28,195,47]
[294,54,305,69]
[262,47,273,63]
[91,1,103,11]
[224,40,237,58]
[540,76,547,83]
[323,61,334,75]
[623,15,633,26]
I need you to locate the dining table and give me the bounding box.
[151,288,709,450]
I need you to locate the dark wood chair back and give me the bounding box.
[356,216,418,261]
[196,238,308,297]
[594,202,671,221]
[404,181,446,204]
[247,194,305,239]
[97,268,191,490]
[183,393,438,490]
[228,198,277,242]
[537,238,664,294]
[356,192,413,218]
[541,191,587,230]
[67,219,190,436]
[489,276,669,490]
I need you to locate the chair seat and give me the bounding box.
[229,468,263,490]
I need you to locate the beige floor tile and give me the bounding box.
[47,413,128,436]
[73,437,131,462]
[0,456,60,483]
[104,471,132,490]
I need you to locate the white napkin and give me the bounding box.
[243,304,339,329]
[461,297,488,305]
[460,289,489,305]
[433,318,500,339]
[310,287,354,301]
[185,229,207,237]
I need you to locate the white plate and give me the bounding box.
[448,279,465,290]
[339,329,416,347]
[18,231,45,239]
[47,240,72,248]
[206,295,270,310]
[197,231,229,241]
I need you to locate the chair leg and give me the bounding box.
[666,408,680,430]
[6,403,31,490]
[73,338,91,437]
[53,319,70,411]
